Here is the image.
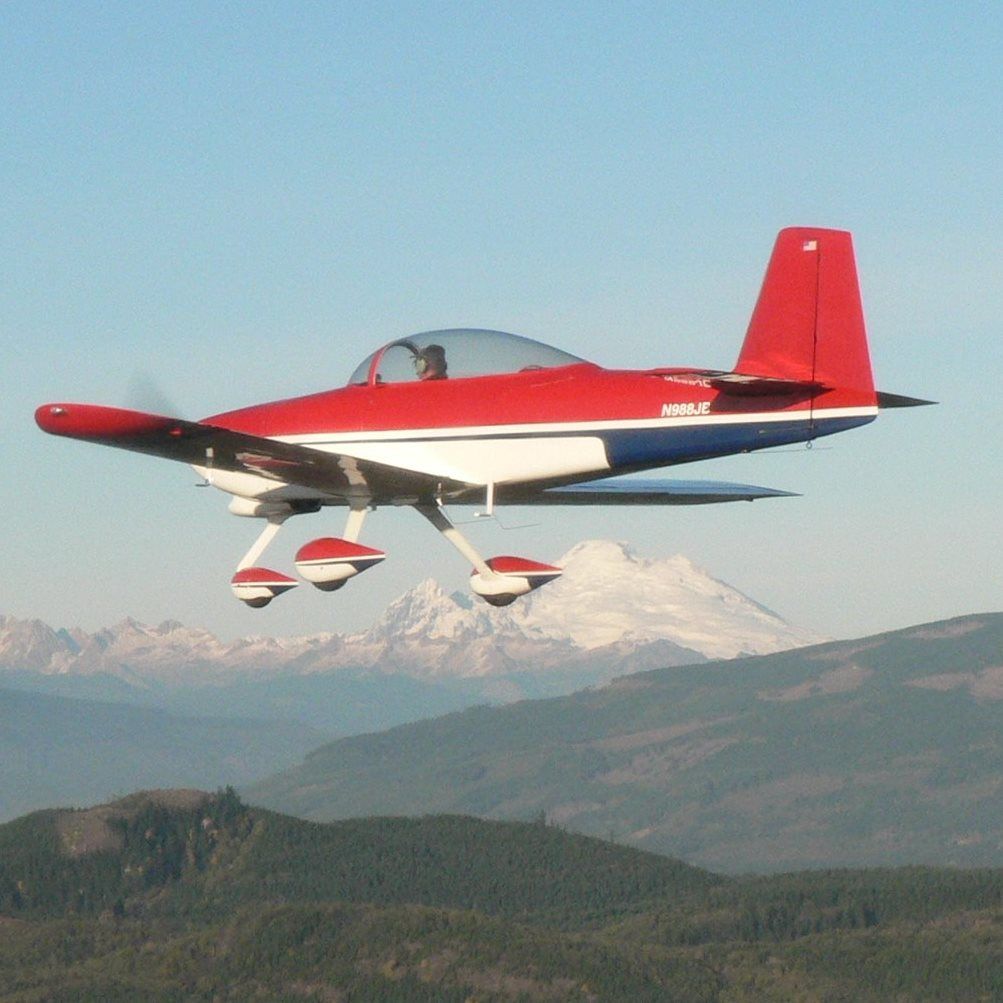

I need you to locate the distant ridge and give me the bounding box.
[0,544,823,821]
[0,686,325,821]
[249,612,1003,873]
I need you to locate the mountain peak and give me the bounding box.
[559,538,638,565]
[0,615,72,672]
[507,544,822,657]
[355,577,486,645]
[155,619,186,634]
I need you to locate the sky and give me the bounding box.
[2,2,1001,643]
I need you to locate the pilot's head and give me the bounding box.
[415,344,447,380]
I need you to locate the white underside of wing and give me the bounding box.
[193,433,611,501]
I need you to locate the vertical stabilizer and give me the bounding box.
[736,228,875,402]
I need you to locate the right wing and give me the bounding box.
[497,476,798,506]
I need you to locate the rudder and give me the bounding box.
[735,228,875,402]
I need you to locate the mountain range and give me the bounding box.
[1,540,821,726]
[249,612,1003,873]
[0,541,823,820]
[8,547,1001,874]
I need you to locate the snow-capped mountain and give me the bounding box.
[506,540,822,659]
[0,615,82,673]
[0,541,823,687]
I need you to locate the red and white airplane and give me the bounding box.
[36,227,928,609]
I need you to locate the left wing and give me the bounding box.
[496,476,798,506]
[35,403,462,503]
[37,405,796,508]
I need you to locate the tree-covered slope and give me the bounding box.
[0,790,718,928]
[4,790,1003,1000]
[248,613,1003,871]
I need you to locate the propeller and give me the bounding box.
[125,372,182,417]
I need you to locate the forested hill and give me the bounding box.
[4,790,1003,999]
[250,612,1003,872]
[0,788,717,927]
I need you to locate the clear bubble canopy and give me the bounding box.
[347,328,587,386]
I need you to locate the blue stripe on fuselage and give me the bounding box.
[601,414,875,469]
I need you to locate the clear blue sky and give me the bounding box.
[3,3,1000,641]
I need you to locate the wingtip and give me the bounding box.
[35,402,177,438]
[35,403,71,434]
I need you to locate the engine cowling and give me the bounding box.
[294,538,387,591]
[470,556,562,607]
[230,567,298,608]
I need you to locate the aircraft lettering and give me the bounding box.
[662,375,712,388]
[661,401,711,417]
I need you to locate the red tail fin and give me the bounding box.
[736,228,875,402]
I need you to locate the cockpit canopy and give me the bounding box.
[347,328,587,386]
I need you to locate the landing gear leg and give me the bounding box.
[414,502,562,606]
[414,503,494,578]
[342,502,367,543]
[237,514,288,571]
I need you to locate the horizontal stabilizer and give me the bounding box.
[499,477,797,506]
[877,391,937,409]
[650,368,824,398]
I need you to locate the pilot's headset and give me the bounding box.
[415,344,447,379]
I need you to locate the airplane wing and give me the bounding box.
[35,403,461,503]
[36,404,796,508]
[497,476,798,505]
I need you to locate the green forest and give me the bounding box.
[2,789,1003,1000]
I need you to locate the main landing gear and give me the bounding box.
[413,504,561,607]
[229,500,561,609]
[230,504,385,608]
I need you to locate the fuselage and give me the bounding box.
[199,361,877,504]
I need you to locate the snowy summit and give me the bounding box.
[360,540,823,662]
[506,540,822,659]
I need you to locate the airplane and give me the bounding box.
[36,227,930,609]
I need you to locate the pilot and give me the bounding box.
[415,344,448,381]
